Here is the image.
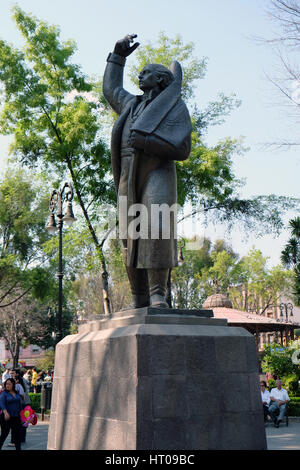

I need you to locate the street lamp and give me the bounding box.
[280,302,294,322]
[46,182,76,344]
[279,302,294,344]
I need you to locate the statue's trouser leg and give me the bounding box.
[147,268,169,308]
[121,244,150,307]
[125,265,150,308]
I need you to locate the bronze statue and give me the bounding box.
[103,34,192,308]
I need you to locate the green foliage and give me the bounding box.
[70,237,131,314]
[0,167,75,353]
[287,401,300,416]
[261,342,300,393]
[262,344,295,377]
[28,393,41,413]
[176,135,245,208]
[171,238,292,311]
[171,237,213,308]
[35,350,55,372]
[0,167,56,307]
[228,248,291,314]
[128,31,207,102]
[0,5,114,228]
[0,5,116,314]
[172,237,239,308]
[126,32,244,211]
[281,374,300,396]
[281,217,300,306]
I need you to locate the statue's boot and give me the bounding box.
[148,269,169,308]
[124,266,150,309]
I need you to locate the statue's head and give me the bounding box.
[138,64,174,92]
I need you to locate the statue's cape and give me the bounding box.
[130,61,192,148]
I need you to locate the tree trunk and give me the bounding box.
[66,157,111,315]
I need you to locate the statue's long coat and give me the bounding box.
[103,55,192,268]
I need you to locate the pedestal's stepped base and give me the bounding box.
[47,309,267,450]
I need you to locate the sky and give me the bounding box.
[0,0,299,266]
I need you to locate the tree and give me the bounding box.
[171,238,239,308]
[281,217,300,305]
[0,167,55,308]
[171,240,292,313]
[0,166,75,354]
[228,248,292,315]
[261,0,300,148]
[35,350,55,372]
[0,296,46,368]
[261,340,300,394]
[70,237,131,316]
[0,6,114,314]
[170,237,212,309]
[0,297,33,368]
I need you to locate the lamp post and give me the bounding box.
[280,302,294,343]
[280,302,294,322]
[46,182,76,344]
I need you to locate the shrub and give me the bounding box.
[28,393,41,413]
[290,397,300,402]
[288,401,300,416]
[281,374,300,395]
[267,379,276,390]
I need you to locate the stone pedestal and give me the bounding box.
[47,308,267,450]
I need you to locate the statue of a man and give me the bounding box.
[103,34,192,309]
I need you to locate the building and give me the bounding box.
[203,293,300,354]
[0,339,45,368]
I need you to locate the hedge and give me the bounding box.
[28,393,41,413]
[288,402,300,416]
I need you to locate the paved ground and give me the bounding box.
[2,420,300,450]
[2,421,49,451]
[265,421,300,450]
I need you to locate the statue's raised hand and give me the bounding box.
[113,34,140,57]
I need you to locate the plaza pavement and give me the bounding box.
[3,420,49,451]
[2,419,300,450]
[265,420,300,450]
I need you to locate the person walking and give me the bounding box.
[0,378,23,450]
[23,369,32,392]
[5,370,27,447]
[1,368,11,384]
[9,370,25,402]
[31,367,38,394]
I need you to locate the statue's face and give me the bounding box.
[138,65,159,92]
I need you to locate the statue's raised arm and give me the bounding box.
[103,34,140,115]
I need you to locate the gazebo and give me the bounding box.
[203,293,300,353]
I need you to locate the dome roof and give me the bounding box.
[202,293,233,309]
